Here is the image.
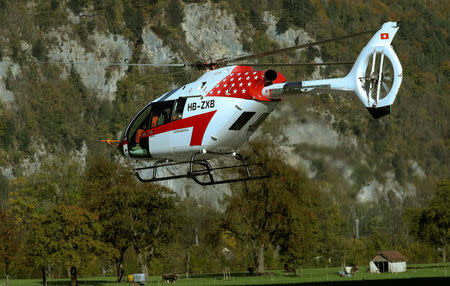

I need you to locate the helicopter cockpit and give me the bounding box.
[126,98,186,157]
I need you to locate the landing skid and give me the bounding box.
[134,152,271,186]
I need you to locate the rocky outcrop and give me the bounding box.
[141,27,178,64]
[182,2,244,60]
[263,11,323,79]
[0,58,20,105]
[263,11,313,47]
[47,29,132,101]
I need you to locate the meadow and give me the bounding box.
[3,264,449,286]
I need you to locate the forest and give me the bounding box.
[0,1,448,286]
[1,153,448,286]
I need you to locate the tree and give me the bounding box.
[9,156,83,221]
[225,143,285,274]
[176,198,222,276]
[81,155,178,281]
[225,140,324,274]
[273,168,324,274]
[0,173,10,210]
[128,183,178,281]
[318,205,346,266]
[280,0,316,30]
[415,180,449,274]
[8,157,84,284]
[166,0,184,29]
[39,204,109,286]
[82,156,135,282]
[25,213,52,286]
[0,210,21,286]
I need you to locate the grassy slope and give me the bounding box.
[4,264,449,286]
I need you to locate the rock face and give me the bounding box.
[47,28,132,101]
[141,27,177,64]
[263,11,323,79]
[182,2,244,60]
[0,58,20,105]
[263,12,313,47]
[357,171,416,203]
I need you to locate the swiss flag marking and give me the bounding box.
[381,33,389,40]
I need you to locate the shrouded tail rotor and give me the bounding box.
[349,22,402,118]
[359,49,397,118]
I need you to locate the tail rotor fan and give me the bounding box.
[361,50,395,106]
[380,57,394,95]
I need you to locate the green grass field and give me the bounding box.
[3,264,449,286]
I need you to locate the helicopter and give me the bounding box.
[105,22,402,186]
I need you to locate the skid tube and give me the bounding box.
[134,151,271,186]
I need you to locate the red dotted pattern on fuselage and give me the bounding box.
[206,66,270,101]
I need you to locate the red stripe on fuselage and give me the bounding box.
[141,111,216,146]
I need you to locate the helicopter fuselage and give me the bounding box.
[120,65,286,162]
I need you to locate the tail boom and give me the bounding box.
[261,22,403,118]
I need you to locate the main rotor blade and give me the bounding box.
[223,29,377,64]
[49,61,187,67]
[91,63,187,67]
[236,61,354,67]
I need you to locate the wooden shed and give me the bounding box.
[369,250,407,273]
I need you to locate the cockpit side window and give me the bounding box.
[149,101,174,128]
[172,98,187,121]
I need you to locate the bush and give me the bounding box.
[32,39,45,61]
[166,0,184,29]
[67,0,89,14]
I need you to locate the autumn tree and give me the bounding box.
[39,204,109,286]
[225,140,324,274]
[175,198,222,276]
[8,157,84,284]
[317,204,346,266]
[0,210,21,286]
[128,183,178,281]
[414,180,449,274]
[225,142,285,275]
[25,213,53,286]
[82,156,135,282]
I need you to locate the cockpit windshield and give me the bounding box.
[126,103,153,157]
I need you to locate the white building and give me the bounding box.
[369,250,407,273]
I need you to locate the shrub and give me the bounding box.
[32,39,45,61]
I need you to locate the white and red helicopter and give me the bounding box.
[107,22,402,185]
